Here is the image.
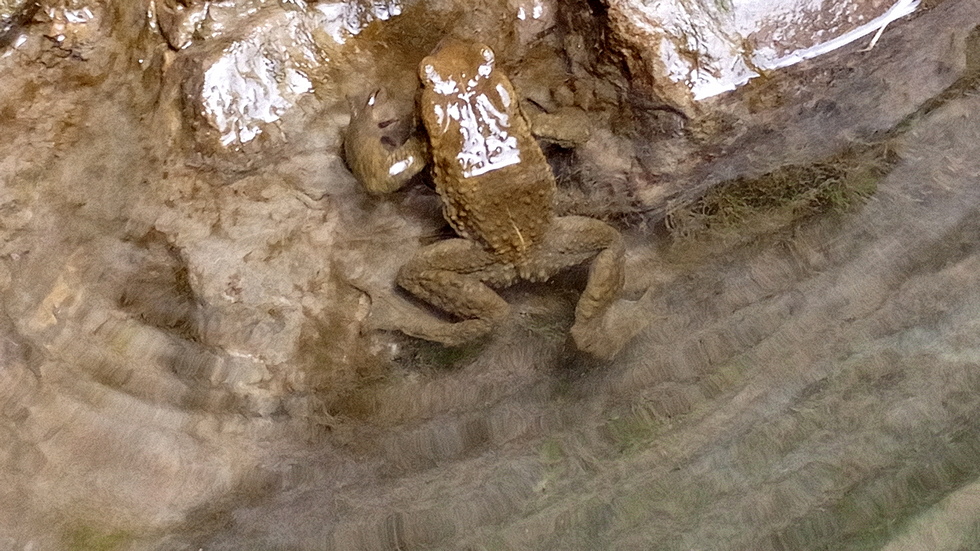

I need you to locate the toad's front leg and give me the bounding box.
[395,238,520,346]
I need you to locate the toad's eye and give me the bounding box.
[422,63,437,83]
[481,46,493,63]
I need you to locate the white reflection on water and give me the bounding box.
[202,24,314,146]
[312,0,402,44]
[201,1,401,146]
[644,0,920,100]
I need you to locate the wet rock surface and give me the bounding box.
[605,0,921,101]
[0,0,37,48]
[1,0,979,549]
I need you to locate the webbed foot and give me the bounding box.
[570,287,658,360]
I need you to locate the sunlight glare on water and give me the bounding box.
[201,0,402,146]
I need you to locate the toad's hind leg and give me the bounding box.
[395,238,518,346]
[525,216,625,354]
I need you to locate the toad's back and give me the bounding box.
[418,39,555,266]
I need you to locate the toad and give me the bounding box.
[345,38,624,356]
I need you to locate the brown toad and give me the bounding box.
[345,39,624,356]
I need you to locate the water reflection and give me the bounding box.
[199,0,403,146]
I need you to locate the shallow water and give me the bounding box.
[1,1,980,550]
